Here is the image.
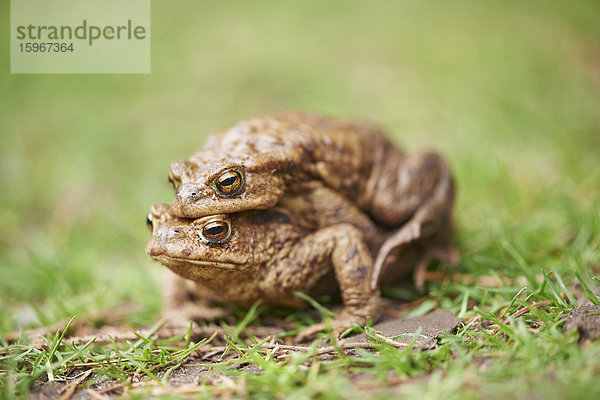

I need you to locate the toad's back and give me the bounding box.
[194,112,407,220]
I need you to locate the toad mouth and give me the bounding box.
[153,255,243,269]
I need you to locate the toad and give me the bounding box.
[146,203,381,338]
[146,203,455,338]
[168,112,456,287]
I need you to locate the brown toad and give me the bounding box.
[169,112,456,286]
[146,203,380,338]
[146,203,456,338]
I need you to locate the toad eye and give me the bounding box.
[200,220,231,243]
[168,173,181,191]
[214,169,243,197]
[146,215,154,232]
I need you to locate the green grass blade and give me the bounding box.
[553,269,578,307]
[294,292,336,319]
[542,270,569,311]
[575,271,600,306]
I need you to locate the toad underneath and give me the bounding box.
[146,203,455,338]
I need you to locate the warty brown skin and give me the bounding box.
[168,112,456,286]
[146,203,382,338]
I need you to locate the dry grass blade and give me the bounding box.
[57,369,93,400]
[503,301,552,324]
[371,334,410,348]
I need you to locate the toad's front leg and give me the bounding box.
[266,224,381,341]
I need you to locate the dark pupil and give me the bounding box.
[204,223,227,238]
[146,216,153,230]
[220,176,236,187]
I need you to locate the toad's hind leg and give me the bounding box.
[370,151,456,290]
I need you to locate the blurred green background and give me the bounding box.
[1,0,599,332]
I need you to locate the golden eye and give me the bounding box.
[146,215,154,232]
[168,173,181,191]
[200,220,231,243]
[214,169,243,197]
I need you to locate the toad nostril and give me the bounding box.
[190,192,198,197]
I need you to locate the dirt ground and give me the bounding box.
[26,300,462,399]
[23,301,600,399]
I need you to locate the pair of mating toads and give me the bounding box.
[146,112,458,339]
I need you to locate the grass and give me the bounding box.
[1,0,600,398]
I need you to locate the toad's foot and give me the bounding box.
[372,221,421,290]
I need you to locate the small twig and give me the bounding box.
[315,341,372,355]
[260,343,314,352]
[57,369,93,400]
[201,346,228,360]
[260,340,397,356]
[72,360,122,368]
[372,333,410,348]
